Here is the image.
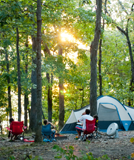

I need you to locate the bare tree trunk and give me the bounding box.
[29,3,37,132]
[80,88,84,108]
[35,0,42,142]
[44,45,53,122]
[47,73,52,122]
[98,0,107,96]
[30,36,37,131]
[24,38,28,127]
[58,47,64,130]
[5,48,12,119]
[16,27,21,121]
[90,0,102,116]
[99,39,102,96]
[24,95,28,127]
[59,82,64,130]
[116,26,134,82]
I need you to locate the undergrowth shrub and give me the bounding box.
[130,137,134,158]
[53,144,111,160]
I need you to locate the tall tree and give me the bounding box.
[35,0,42,142]
[5,48,12,119]
[58,47,65,130]
[24,37,29,127]
[98,0,107,96]
[43,44,53,122]
[16,27,21,121]
[105,0,134,105]
[47,73,53,122]
[30,36,37,131]
[90,0,102,116]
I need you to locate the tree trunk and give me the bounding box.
[5,48,12,119]
[16,27,21,121]
[44,44,53,122]
[99,39,102,96]
[58,47,64,130]
[90,0,102,116]
[30,36,37,131]
[98,0,107,96]
[81,88,84,108]
[117,26,134,82]
[47,73,52,122]
[24,38,28,127]
[24,95,28,127]
[35,0,42,142]
[116,26,134,105]
[59,82,64,130]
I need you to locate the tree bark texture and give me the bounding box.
[44,44,53,122]
[24,95,28,127]
[98,0,107,96]
[117,26,134,83]
[99,39,102,96]
[5,48,12,119]
[24,38,28,127]
[59,82,64,130]
[116,25,134,106]
[30,36,37,131]
[16,27,21,121]
[81,88,84,108]
[47,73,52,122]
[35,0,42,142]
[58,47,64,130]
[90,0,102,116]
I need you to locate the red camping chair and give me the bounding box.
[6,121,26,141]
[82,119,96,141]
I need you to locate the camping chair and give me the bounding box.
[82,119,96,141]
[42,124,56,142]
[6,121,26,141]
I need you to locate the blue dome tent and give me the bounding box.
[60,96,134,134]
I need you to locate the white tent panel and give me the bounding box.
[98,103,120,121]
[66,111,77,124]
[124,105,134,121]
[97,96,131,121]
[102,103,117,110]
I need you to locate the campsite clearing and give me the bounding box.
[0,131,134,160]
[61,96,134,134]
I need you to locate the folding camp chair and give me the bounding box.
[6,121,26,141]
[42,124,56,142]
[81,119,96,141]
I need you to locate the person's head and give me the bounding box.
[85,109,90,115]
[93,115,98,120]
[43,119,48,125]
[9,118,14,123]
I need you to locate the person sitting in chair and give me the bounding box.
[75,109,93,139]
[8,118,14,138]
[43,119,56,140]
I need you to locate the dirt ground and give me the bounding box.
[0,131,134,160]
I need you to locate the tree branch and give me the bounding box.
[118,0,128,15]
[116,26,126,35]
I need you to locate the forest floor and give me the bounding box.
[0,131,134,160]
